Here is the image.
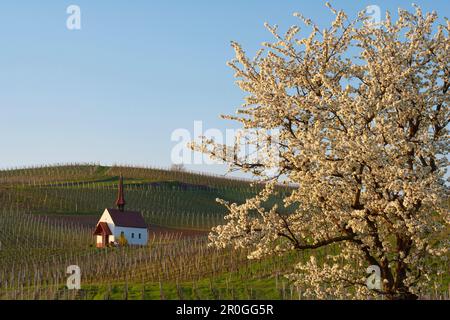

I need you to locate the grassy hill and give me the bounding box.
[0,164,447,300]
[0,164,304,300]
[0,164,293,230]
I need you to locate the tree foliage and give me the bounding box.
[192,4,449,299]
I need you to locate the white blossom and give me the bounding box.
[192,4,449,300]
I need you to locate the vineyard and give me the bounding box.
[0,164,448,300]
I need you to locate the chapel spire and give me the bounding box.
[116,174,126,212]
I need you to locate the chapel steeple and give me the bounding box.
[116,174,126,212]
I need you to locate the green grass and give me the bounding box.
[73,254,297,300]
[80,276,281,300]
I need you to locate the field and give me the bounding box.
[0,164,448,300]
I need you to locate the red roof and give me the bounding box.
[93,222,112,236]
[106,208,147,228]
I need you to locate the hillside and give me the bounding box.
[0,164,304,300]
[0,164,447,300]
[0,164,292,231]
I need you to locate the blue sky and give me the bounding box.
[0,1,448,175]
